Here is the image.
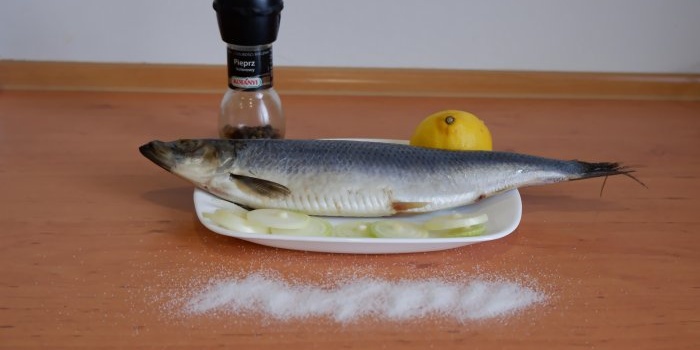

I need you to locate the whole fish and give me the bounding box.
[139,139,640,217]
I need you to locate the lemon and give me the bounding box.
[409,110,492,151]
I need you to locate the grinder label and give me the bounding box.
[227,47,273,90]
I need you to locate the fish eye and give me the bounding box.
[445,116,455,125]
[175,139,202,152]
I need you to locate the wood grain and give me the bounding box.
[0,90,698,349]
[2,60,699,100]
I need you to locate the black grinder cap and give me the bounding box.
[213,0,284,46]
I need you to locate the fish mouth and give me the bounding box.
[139,141,175,172]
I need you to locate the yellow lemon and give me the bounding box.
[409,110,493,151]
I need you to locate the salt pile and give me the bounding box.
[184,273,546,323]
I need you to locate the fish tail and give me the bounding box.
[573,161,647,188]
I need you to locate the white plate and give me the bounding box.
[194,188,522,254]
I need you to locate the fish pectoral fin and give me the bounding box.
[391,201,430,213]
[230,173,291,198]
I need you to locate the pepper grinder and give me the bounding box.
[213,0,284,139]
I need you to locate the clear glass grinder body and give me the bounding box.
[219,44,284,139]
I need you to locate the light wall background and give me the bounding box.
[1,0,699,73]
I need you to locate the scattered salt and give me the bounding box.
[183,273,546,323]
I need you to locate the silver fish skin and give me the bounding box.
[139,139,635,217]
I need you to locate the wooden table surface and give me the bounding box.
[1,91,698,349]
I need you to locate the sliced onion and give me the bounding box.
[423,213,488,231]
[370,220,429,238]
[271,217,333,237]
[333,221,375,238]
[429,224,486,238]
[204,209,269,234]
[247,209,310,229]
[213,201,249,217]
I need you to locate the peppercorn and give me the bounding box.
[221,124,282,139]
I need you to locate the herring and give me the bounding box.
[139,139,642,217]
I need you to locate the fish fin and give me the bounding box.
[574,161,648,188]
[392,201,430,213]
[230,174,291,198]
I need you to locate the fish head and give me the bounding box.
[139,139,222,185]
